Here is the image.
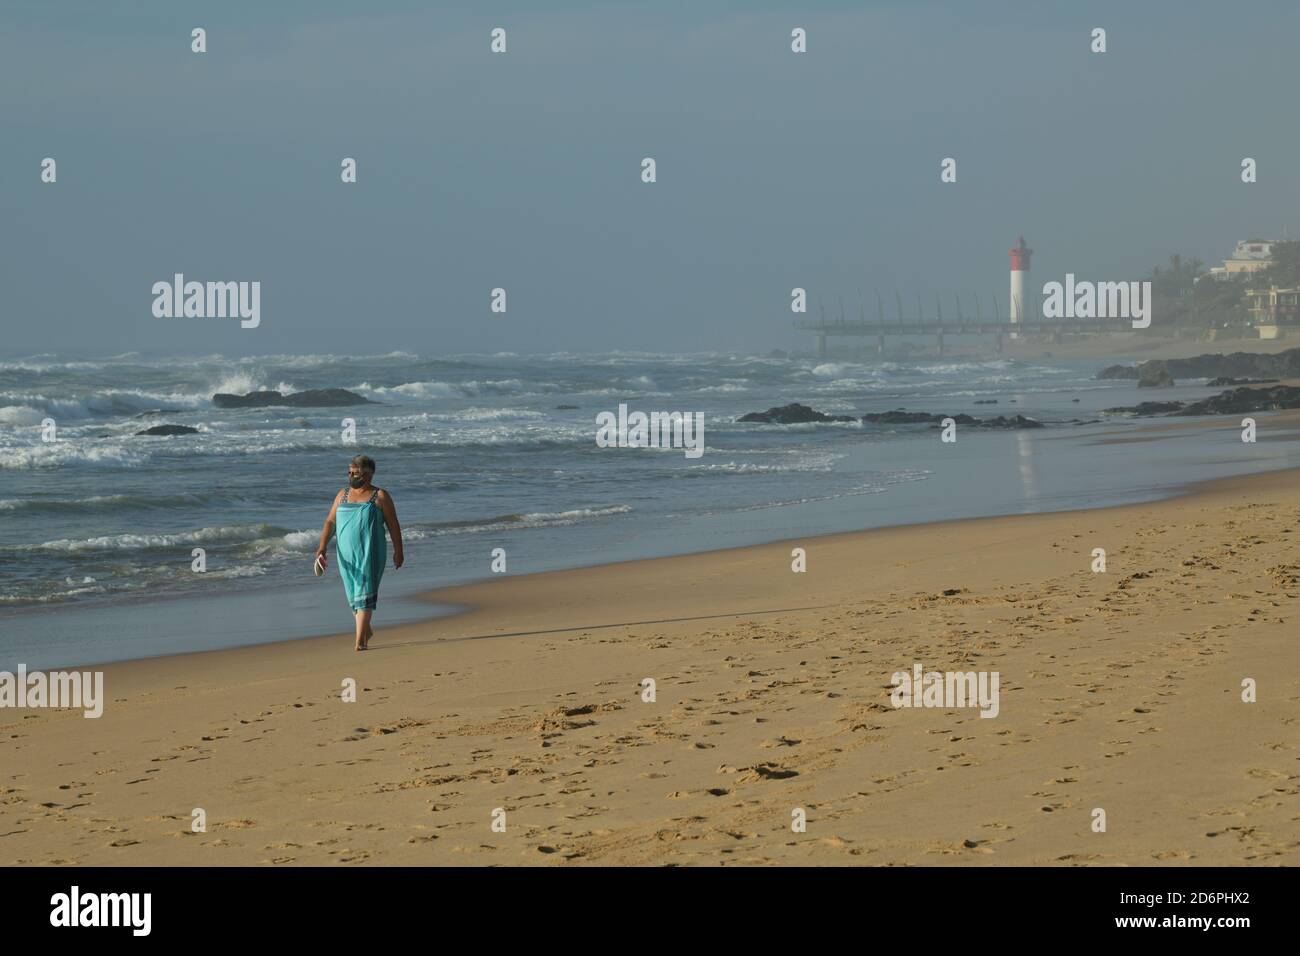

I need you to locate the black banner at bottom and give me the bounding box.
[0,865,1278,942]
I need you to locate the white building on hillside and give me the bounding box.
[1202,238,1279,281]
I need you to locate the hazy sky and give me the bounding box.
[2,0,1297,357]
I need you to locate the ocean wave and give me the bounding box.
[0,388,209,420]
[0,577,111,604]
[401,505,633,540]
[0,405,48,426]
[0,563,270,606]
[16,504,636,560]
[0,442,147,470]
[455,407,548,421]
[0,493,204,513]
[732,417,862,431]
[693,381,753,393]
[0,351,423,376]
[687,452,841,474]
[27,523,298,554]
[0,420,599,469]
[355,380,463,400]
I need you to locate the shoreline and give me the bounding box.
[35,445,1300,676]
[27,421,1300,675]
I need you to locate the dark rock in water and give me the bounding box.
[136,424,199,436]
[295,418,313,429]
[1162,347,1300,379]
[1205,376,1278,387]
[1071,398,1080,402]
[973,399,998,405]
[555,404,579,410]
[861,410,937,424]
[1103,401,1185,415]
[1138,366,1175,388]
[1103,347,1300,386]
[739,403,857,424]
[972,415,1043,429]
[864,410,1041,428]
[1097,364,1141,380]
[132,408,184,419]
[212,388,376,409]
[1177,385,1300,417]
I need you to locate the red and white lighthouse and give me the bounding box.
[1008,235,1032,336]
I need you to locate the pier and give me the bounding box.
[794,316,1135,357]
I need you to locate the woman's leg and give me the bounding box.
[353,609,367,651]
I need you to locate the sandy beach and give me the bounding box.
[4,458,1299,866]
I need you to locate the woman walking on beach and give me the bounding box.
[315,455,404,651]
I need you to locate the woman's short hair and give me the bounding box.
[350,454,376,474]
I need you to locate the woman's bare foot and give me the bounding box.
[361,624,374,650]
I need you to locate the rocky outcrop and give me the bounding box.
[1102,384,1300,417]
[212,388,376,409]
[1099,347,1300,383]
[136,424,199,436]
[1102,401,1184,415]
[1162,348,1300,379]
[1138,366,1175,388]
[861,410,1043,428]
[1176,385,1300,416]
[737,404,1047,428]
[974,415,1045,429]
[1097,364,1141,380]
[860,410,937,424]
[1205,376,1278,387]
[738,403,857,424]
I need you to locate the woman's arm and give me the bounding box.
[379,490,404,568]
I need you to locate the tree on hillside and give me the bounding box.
[1263,241,1300,288]
[1194,274,1250,326]
[1145,254,1206,327]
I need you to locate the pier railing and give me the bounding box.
[793,317,1136,356]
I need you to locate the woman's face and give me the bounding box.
[348,465,371,488]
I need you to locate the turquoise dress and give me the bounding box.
[335,487,386,612]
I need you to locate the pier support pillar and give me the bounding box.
[937,330,944,357]
[878,334,885,355]
[816,334,826,358]
[996,332,1004,355]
